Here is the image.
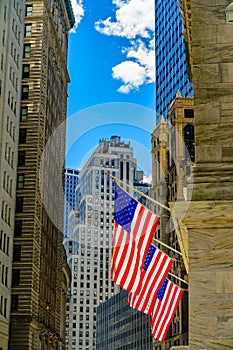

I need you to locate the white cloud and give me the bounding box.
[95,0,154,39]
[95,0,155,93]
[143,174,152,183]
[70,0,84,33]
[112,61,146,93]
[112,39,155,93]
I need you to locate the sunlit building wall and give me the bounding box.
[0,1,25,348]
[65,136,138,350]
[9,1,74,348]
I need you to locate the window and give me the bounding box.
[12,269,20,286]
[23,44,31,58]
[13,245,21,261]
[22,64,30,78]
[18,151,26,166]
[14,221,22,237]
[20,107,28,121]
[24,24,32,37]
[226,3,233,22]
[19,129,27,143]
[184,109,194,118]
[11,295,18,311]
[17,174,24,189]
[15,197,24,213]
[26,5,33,16]
[21,85,29,99]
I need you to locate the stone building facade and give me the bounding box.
[171,1,233,349]
[9,1,74,349]
[0,1,25,348]
[151,95,194,348]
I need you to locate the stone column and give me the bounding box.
[171,1,233,349]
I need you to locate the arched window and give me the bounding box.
[226,3,233,23]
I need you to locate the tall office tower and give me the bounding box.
[9,1,74,349]
[65,136,137,350]
[0,1,25,348]
[96,289,153,350]
[155,0,193,122]
[64,168,79,238]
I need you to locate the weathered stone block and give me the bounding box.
[193,64,219,85]
[217,24,233,43]
[219,62,233,82]
[222,147,233,162]
[216,271,233,293]
[194,101,221,125]
[192,25,217,48]
[195,145,222,163]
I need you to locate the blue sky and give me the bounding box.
[66,0,156,178]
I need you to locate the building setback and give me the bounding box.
[64,168,79,238]
[0,1,25,348]
[9,1,74,349]
[96,289,153,350]
[64,136,139,350]
[155,0,193,122]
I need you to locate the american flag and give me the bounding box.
[111,184,160,293]
[128,244,174,314]
[150,279,184,342]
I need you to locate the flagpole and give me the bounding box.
[168,272,189,286]
[105,172,171,212]
[106,172,183,257]
[106,172,189,286]
[153,238,183,257]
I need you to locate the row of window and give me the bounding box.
[13,0,23,21]
[5,142,15,168]
[0,231,10,255]
[1,201,11,226]
[6,116,16,141]
[0,295,7,318]
[8,90,17,115]
[10,41,20,67]
[9,65,19,93]
[0,262,9,287]
[12,18,21,44]
[3,171,13,197]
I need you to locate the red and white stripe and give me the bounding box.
[128,249,174,314]
[111,202,159,293]
[150,280,184,342]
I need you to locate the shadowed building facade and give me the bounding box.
[0,1,25,348]
[9,1,74,349]
[151,95,194,349]
[171,1,233,349]
[96,289,153,350]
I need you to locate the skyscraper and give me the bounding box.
[64,168,79,238]
[9,1,74,348]
[0,1,25,348]
[155,0,193,122]
[96,289,153,350]
[65,136,138,350]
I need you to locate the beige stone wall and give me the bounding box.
[172,2,233,349]
[191,1,233,200]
